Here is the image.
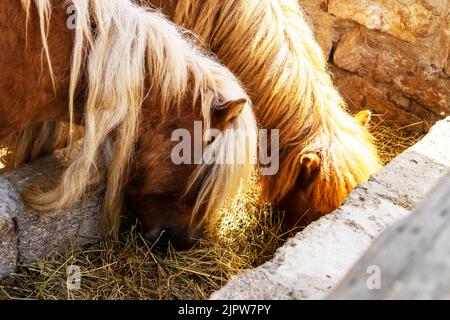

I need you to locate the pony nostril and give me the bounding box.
[143,226,199,251]
[144,227,171,247]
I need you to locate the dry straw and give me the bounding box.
[0,180,289,300]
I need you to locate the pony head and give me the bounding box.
[166,0,381,227]
[9,0,257,249]
[126,66,258,250]
[279,110,377,226]
[127,96,256,249]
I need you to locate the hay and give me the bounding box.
[371,116,424,165]
[0,120,424,300]
[0,180,292,300]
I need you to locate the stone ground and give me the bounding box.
[210,117,450,300]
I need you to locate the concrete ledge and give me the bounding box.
[328,174,450,299]
[210,118,450,300]
[0,152,101,278]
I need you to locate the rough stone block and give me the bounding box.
[328,0,448,44]
[0,152,101,278]
[0,211,17,279]
[300,0,449,133]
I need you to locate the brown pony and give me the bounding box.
[0,0,258,249]
[145,0,381,226]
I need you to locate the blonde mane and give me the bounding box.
[170,0,381,212]
[16,0,257,237]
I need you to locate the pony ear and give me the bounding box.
[296,153,321,189]
[212,98,247,131]
[354,110,372,126]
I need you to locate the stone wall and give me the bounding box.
[300,0,450,133]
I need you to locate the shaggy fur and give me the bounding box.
[2,0,257,237]
[151,0,381,217]
[2,0,382,234]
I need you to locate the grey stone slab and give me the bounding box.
[0,151,101,278]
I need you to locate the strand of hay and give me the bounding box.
[0,122,423,300]
[0,149,6,171]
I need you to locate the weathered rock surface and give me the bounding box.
[328,0,449,44]
[0,210,17,278]
[0,152,101,278]
[300,0,450,133]
[210,118,450,300]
